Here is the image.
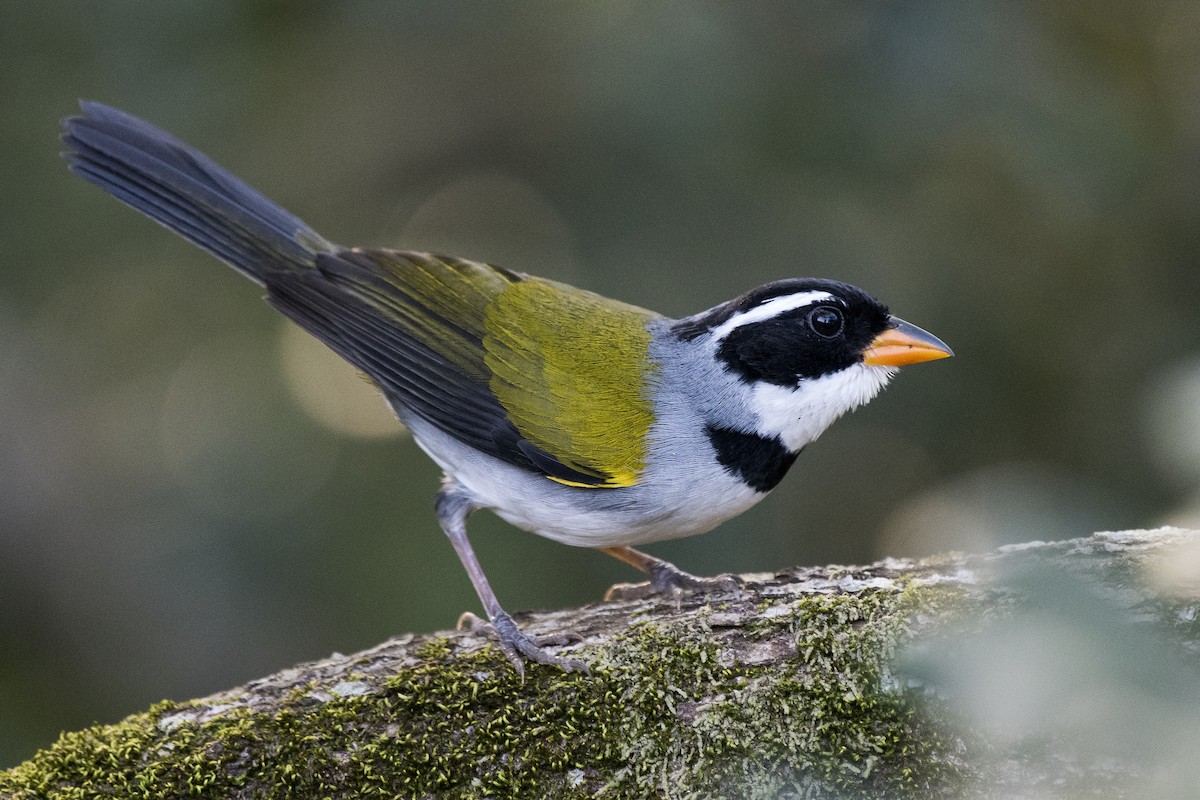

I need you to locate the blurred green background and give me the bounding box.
[3,0,1200,769]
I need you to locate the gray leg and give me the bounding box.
[436,479,587,678]
[599,545,741,602]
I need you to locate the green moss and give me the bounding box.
[0,582,974,799]
[611,588,972,799]
[413,635,454,662]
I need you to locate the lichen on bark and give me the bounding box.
[3,529,1198,799]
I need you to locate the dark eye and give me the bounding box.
[807,306,844,338]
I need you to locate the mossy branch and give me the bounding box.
[3,529,1199,799]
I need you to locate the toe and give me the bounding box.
[466,611,590,677]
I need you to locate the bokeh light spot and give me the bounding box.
[278,322,404,440]
[160,337,338,519]
[880,462,1122,556]
[392,172,577,282]
[1143,356,1200,488]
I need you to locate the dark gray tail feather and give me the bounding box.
[61,101,334,284]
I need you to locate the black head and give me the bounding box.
[672,279,892,386]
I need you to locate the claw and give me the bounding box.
[457,611,590,678]
[438,483,589,679]
[605,567,743,603]
[650,564,743,597]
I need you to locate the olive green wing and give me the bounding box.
[482,277,660,487]
[265,249,660,488]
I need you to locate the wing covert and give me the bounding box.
[264,249,660,487]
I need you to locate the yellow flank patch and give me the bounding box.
[484,279,659,488]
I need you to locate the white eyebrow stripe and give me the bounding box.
[709,290,835,342]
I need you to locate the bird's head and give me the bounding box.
[673,279,952,451]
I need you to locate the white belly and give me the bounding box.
[404,417,767,548]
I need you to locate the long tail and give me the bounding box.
[61,101,335,284]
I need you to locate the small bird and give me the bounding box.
[61,102,951,676]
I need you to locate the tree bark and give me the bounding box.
[3,529,1199,799]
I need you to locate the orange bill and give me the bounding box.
[863,317,953,367]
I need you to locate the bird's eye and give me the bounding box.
[807,306,843,338]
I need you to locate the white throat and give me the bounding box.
[749,364,897,451]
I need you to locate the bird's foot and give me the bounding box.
[457,611,589,679]
[604,562,743,603]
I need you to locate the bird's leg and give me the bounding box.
[599,545,742,602]
[436,480,588,678]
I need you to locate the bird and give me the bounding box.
[60,101,952,677]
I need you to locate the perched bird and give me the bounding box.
[61,101,952,676]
